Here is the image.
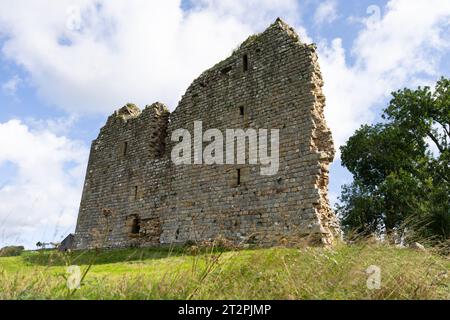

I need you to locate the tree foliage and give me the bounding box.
[337,77,450,241]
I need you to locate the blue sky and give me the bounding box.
[0,0,449,248]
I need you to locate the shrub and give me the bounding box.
[0,246,24,257]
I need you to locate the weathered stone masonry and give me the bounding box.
[74,19,340,249]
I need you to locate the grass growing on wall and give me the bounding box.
[0,243,449,300]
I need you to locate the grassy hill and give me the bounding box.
[0,243,448,299]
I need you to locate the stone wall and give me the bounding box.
[74,18,340,249]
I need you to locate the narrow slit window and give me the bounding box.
[237,168,241,186]
[123,141,128,156]
[134,186,138,200]
[243,54,248,72]
[239,106,244,116]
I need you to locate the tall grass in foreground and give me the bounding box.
[0,242,448,299]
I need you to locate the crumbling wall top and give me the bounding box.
[115,103,141,121]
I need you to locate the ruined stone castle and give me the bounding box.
[73,18,340,249]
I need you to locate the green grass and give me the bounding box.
[0,243,448,299]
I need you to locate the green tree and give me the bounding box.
[337,77,450,242]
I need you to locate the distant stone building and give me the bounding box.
[58,234,75,251]
[73,18,340,249]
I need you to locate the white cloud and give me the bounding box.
[0,120,88,248]
[1,74,21,96]
[24,115,79,136]
[314,0,338,25]
[0,0,304,114]
[319,0,450,151]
